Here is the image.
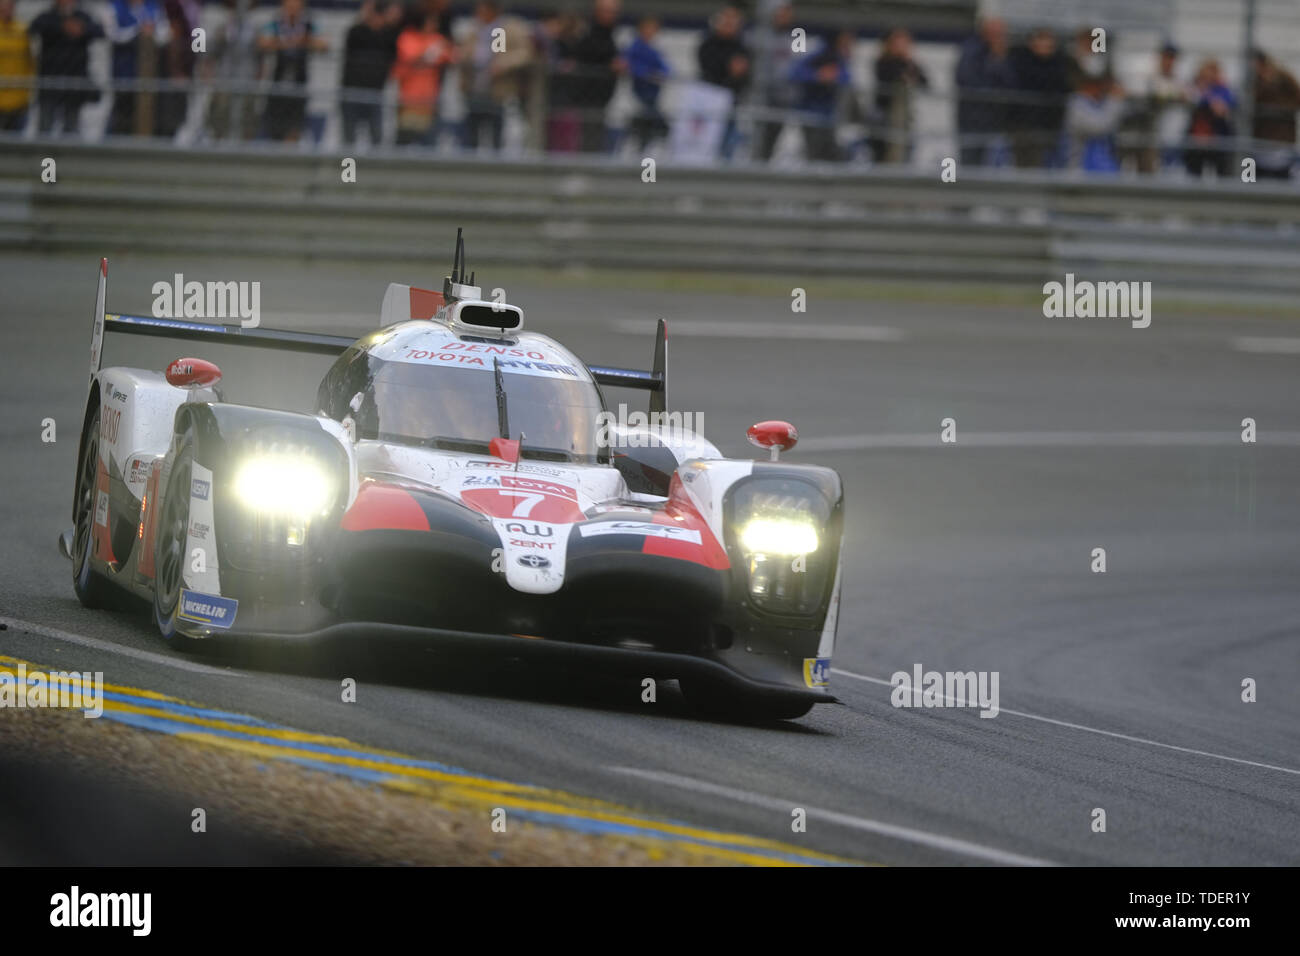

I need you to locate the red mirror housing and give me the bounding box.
[165,358,222,389]
[747,420,798,460]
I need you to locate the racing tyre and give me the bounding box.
[152,430,201,649]
[680,677,815,722]
[72,406,117,608]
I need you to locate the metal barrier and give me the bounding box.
[2,138,1298,303]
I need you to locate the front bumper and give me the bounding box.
[205,620,836,705]
[189,523,835,700]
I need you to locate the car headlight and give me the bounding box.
[233,455,333,518]
[727,476,835,617]
[739,516,819,556]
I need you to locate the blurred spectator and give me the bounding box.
[203,0,258,142]
[106,0,169,136]
[872,27,927,163]
[420,0,451,39]
[750,1,795,161]
[340,0,400,148]
[1140,42,1189,171]
[1008,28,1069,168]
[519,6,553,151]
[29,0,102,135]
[394,4,453,146]
[625,15,668,153]
[697,4,750,159]
[1065,72,1124,171]
[954,16,1012,166]
[569,0,622,153]
[0,0,34,131]
[1183,57,1234,178]
[1250,50,1300,179]
[1065,26,1111,91]
[457,0,533,152]
[539,7,582,152]
[257,0,326,143]
[791,30,852,162]
[156,0,198,137]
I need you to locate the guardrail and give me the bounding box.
[2,138,1298,303]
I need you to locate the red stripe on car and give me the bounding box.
[341,481,431,532]
[643,473,729,569]
[409,287,445,320]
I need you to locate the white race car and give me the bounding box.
[65,232,844,720]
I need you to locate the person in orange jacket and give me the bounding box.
[392,7,454,146]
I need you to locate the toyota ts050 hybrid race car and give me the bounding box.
[63,234,844,720]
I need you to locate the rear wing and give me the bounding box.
[89,259,667,411]
[588,318,667,415]
[102,313,355,355]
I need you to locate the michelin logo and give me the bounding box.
[803,657,831,688]
[178,589,238,629]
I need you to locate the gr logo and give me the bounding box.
[191,478,210,500]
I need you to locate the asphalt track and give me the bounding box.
[1,251,1297,865]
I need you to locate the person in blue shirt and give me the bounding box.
[791,30,852,162]
[625,15,669,152]
[106,0,169,135]
[1184,57,1236,177]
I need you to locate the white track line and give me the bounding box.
[831,668,1300,777]
[607,765,1055,866]
[0,616,235,676]
[1232,337,1300,355]
[610,319,903,342]
[797,431,1300,452]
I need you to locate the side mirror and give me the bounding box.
[747,420,798,461]
[165,357,222,389]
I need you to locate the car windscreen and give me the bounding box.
[356,357,604,462]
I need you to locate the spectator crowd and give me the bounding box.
[956,16,1300,177]
[0,0,1297,177]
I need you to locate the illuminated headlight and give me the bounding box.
[739,517,819,556]
[232,455,333,517]
[728,477,835,617]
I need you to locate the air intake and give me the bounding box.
[450,300,525,333]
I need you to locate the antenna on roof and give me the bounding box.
[443,227,483,304]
